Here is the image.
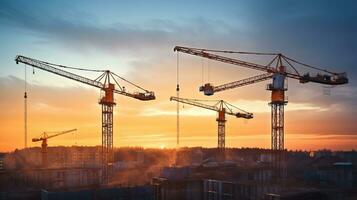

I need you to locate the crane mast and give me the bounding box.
[16,55,155,184]
[170,97,252,149]
[174,45,348,179]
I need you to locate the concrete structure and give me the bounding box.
[152,163,283,200]
[3,147,102,170]
[203,179,234,200]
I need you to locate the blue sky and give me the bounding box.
[0,0,356,150]
[1,0,355,98]
[1,0,356,78]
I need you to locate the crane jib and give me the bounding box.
[15,55,156,100]
[16,56,104,89]
[174,46,348,86]
[32,129,77,141]
[170,96,253,118]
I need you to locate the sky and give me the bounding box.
[0,0,356,152]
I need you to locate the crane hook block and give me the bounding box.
[199,83,214,96]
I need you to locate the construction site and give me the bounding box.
[0,1,357,200]
[0,46,355,200]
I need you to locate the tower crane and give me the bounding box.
[32,129,77,168]
[174,46,348,178]
[170,97,253,149]
[15,55,155,183]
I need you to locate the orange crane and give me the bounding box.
[174,46,348,177]
[15,55,155,183]
[170,97,253,149]
[32,129,77,168]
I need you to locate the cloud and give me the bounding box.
[1,0,355,83]
[0,1,239,56]
[239,1,357,79]
[0,5,162,53]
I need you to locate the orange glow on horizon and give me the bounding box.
[0,58,355,152]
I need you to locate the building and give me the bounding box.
[304,156,354,188]
[153,177,202,200]
[0,167,101,191]
[0,153,6,171]
[0,185,153,200]
[152,162,284,200]
[203,179,234,200]
[334,151,357,165]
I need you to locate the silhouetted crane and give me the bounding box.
[170,97,252,149]
[16,55,155,183]
[174,46,348,178]
[32,129,77,168]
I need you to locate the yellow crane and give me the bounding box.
[32,128,77,168]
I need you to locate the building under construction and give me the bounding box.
[152,148,357,200]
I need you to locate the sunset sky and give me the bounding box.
[0,0,356,152]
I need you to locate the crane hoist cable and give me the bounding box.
[201,57,204,85]
[200,57,209,83]
[207,58,210,82]
[24,64,27,149]
[176,51,180,148]
[24,63,36,149]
